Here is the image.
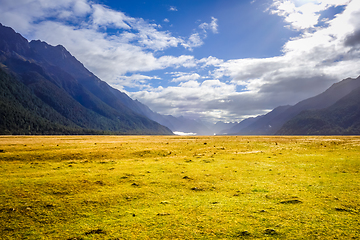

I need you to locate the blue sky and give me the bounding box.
[1,0,360,122]
[112,0,296,59]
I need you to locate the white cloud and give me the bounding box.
[180,17,219,50]
[0,0,73,32]
[157,55,197,68]
[91,4,132,29]
[169,6,178,11]
[168,72,201,82]
[199,17,218,34]
[109,74,160,91]
[210,16,219,34]
[269,0,350,30]
[73,0,91,16]
[183,33,204,50]
[199,56,224,68]
[179,17,220,50]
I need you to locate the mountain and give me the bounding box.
[277,85,360,135]
[225,115,263,135]
[0,23,172,135]
[30,39,224,135]
[234,75,360,135]
[231,105,291,135]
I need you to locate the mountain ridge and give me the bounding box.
[277,84,360,135]
[0,23,172,135]
[233,75,360,135]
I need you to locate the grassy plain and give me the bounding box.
[0,135,359,239]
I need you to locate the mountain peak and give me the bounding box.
[30,40,72,60]
[29,39,91,79]
[0,23,30,56]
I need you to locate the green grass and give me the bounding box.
[0,135,359,239]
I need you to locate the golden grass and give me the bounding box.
[0,135,359,239]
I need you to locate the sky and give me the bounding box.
[0,0,360,123]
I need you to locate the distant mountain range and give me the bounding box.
[227,75,360,135]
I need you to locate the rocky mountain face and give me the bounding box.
[0,23,172,135]
[233,75,360,135]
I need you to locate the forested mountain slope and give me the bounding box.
[0,23,172,135]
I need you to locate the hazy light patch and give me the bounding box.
[174,131,197,136]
